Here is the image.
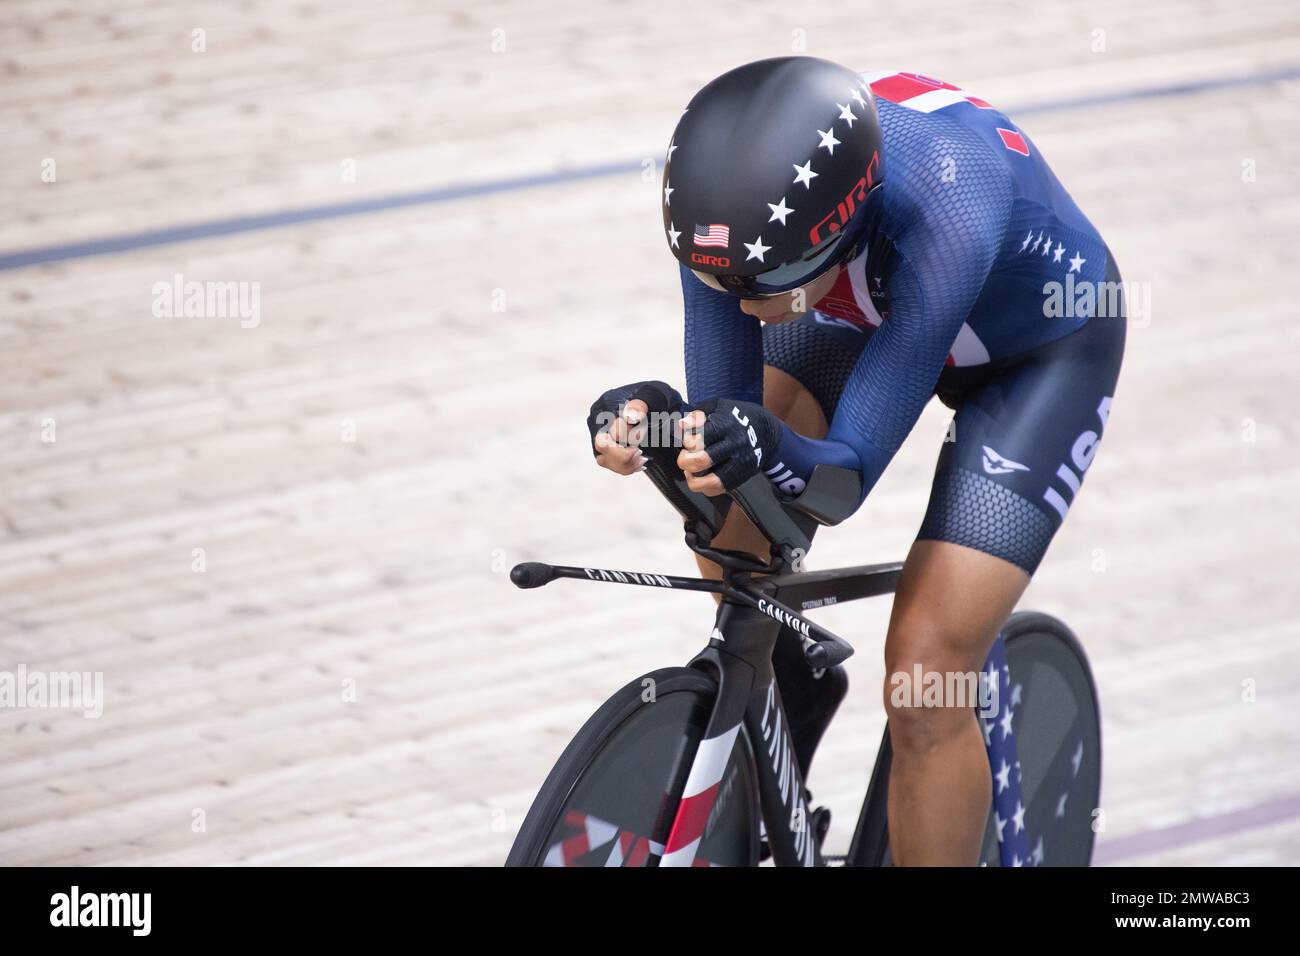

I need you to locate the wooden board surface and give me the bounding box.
[1,0,1298,865]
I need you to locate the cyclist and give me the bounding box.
[588,56,1124,865]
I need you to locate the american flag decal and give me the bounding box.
[693,223,729,248]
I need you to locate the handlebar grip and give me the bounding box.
[805,638,853,669]
[510,562,556,589]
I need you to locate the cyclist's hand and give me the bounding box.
[678,398,782,495]
[587,381,685,476]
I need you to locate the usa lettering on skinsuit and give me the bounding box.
[49,886,152,937]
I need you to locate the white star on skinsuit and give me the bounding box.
[1041,235,1053,256]
[980,718,993,747]
[1032,836,1045,866]
[1029,231,1043,253]
[1000,705,1014,739]
[767,196,794,225]
[667,141,678,161]
[837,102,856,126]
[1011,854,1024,867]
[1053,242,1065,262]
[1072,740,1084,777]
[1012,800,1026,834]
[744,236,771,262]
[1056,791,1069,819]
[1069,252,1086,273]
[850,86,867,108]
[817,127,841,155]
[792,160,818,188]
[995,758,1012,794]
[667,222,681,249]
[994,813,1007,844]
[1011,682,1022,707]
[663,182,673,205]
[1019,229,1033,251]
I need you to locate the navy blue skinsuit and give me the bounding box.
[681,70,1125,574]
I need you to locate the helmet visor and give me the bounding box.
[689,190,875,299]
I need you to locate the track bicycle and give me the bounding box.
[506,441,1101,866]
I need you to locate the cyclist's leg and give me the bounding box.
[883,258,1127,866]
[885,541,1027,865]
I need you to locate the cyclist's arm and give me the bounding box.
[774,152,1013,506]
[680,264,765,407]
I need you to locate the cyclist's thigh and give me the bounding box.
[918,266,1127,575]
[761,311,873,435]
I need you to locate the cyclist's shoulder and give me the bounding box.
[870,72,1013,168]
[869,76,1015,249]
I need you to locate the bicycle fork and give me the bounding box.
[660,601,819,867]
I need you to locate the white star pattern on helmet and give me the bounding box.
[667,222,681,249]
[767,196,794,225]
[1053,242,1065,263]
[816,127,841,155]
[836,102,856,126]
[744,236,771,262]
[1041,235,1052,256]
[850,86,867,108]
[1069,252,1086,273]
[666,141,678,162]
[792,160,817,189]
[663,182,673,206]
[1019,229,1033,252]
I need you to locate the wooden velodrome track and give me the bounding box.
[1,0,1297,866]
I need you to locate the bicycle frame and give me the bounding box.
[514,555,1032,867]
[657,563,902,866]
[665,599,814,866]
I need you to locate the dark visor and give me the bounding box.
[690,193,876,299]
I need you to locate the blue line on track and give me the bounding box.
[3,65,1298,272]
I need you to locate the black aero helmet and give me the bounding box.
[662,56,884,298]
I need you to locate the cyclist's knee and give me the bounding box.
[881,620,987,755]
[881,673,973,755]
